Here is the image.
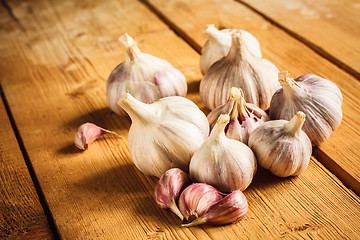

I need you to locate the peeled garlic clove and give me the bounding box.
[178,183,222,222]
[74,123,121,150]
[269,71,343,145]
[189,114,257,192]
[200,30,279,111]
[154,168,191,220]
[106,33,187,116]
[118,92,209,178]
[200,24,262,75]
[249,112,312,177]
[182,190,248,227]
[207,87,269,144]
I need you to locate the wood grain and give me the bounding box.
[1,0,360,239]
[0,98,53,239]
[144,0,360,195]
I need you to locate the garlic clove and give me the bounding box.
[248,111,312,177]
[189,114,257,192]
[106,33,187,116]
[118,92,210,178]
[269,71,343,145]
[74,123,121,150]
[154,168,191,220]
[200,30,279,111]
[182,190,248,227]
[200,25,262,75]
[178,183,222,222]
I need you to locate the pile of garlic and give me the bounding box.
[74,28,343,227]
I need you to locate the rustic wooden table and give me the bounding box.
[1,0,360,239]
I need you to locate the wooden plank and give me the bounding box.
[0,97,53,239]
[144,0,360,195]
[1,0,360,239]
[238,0,360,79]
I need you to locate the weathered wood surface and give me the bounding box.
[0,97,53,239]
[145,0,360,195]
[0,0,360,239]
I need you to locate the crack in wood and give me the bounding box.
[1,0,26,33]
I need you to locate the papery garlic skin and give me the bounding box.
[249,112,312,177]
[200,30,279,111]
[207,87,269,144]
[182,190,248,227]
[269,71,343,145]
[155,168,191,220]
[189,114,257,192]
[118,93,209,178]
[200,24,262,75]
[178,183,222,222]
[107,33,187,116]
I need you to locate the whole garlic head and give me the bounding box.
[249,112,312,177]
[118,93,209,178]
[200,24,262,75]
[107,33,187,116]
[200,30,279,111]
[207,87,269,144]
[189,114,257,192]
[269,71,343,145]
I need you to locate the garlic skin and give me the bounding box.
[178,183,222,222]
[107,33,187,116]
[118,92,210,178]
[248,112,312,177]
[200,24,262,75]
[200,30,279,111]
[269,71,343,145]
[74,123,121,150]
[189,114,257,192]
[182,190,248,227]
[207,87,269,144]
[155,168,191,220]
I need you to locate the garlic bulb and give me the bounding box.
[155,168,191,220]
[118,92,209,178]
[269,71,343,145]
[178,183,222,222]
[189,114,257,192]
[107,33,187,116]
[248,112,312,177]
[207,87,269,144]
[200,24,262,75]
[200,30,279,111]
[182,190,248,227]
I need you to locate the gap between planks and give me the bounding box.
[0,84,61,240]
[138,0,360,196]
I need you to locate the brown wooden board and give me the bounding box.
[1,0,360,239]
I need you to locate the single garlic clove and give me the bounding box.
[269,71,343,145]
[182,190,248,227]
[154,168,191,220]
[249,111,312,177]
[106,33,187,116]
[190,114,257,192]
[178,183,222,222]
[200,24,262,75]
[118,92,210,178]
[200,30,279,111]
[207,87,269,144]
[74,123,121,150]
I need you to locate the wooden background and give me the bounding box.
[1,0,359,239]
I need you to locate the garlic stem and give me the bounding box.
[117,92,157,123]
[284,111,306,136]
[203,24,225,43]
[209,114,230,140]
[181,217,207,227]
[119,33,141,61]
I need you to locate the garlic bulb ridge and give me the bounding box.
[189,114,257,192]
[118,92,209,178]
[269,71,343,145]
[107,33,187,116]
[200,30,279,111]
